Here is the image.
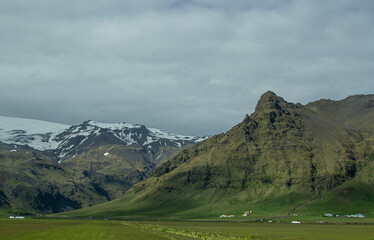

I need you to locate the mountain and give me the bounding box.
[0,142,108,214]
[0,117,206,214]
[0,116,206,160]
[65,91,374,219]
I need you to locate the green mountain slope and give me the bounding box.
[0,144,106,214]
[60,144,182,200]
[0,142,183,214]
[64,91,374,219]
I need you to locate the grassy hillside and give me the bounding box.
[0,145,106,214]
[295,160,374,217]
[0,142,183,214]
[61,92,374,219]
[61,144,182,199]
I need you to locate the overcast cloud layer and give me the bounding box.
[1,0,373,135]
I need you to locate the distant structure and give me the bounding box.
[9,216,25,219]
[242,210,252,216]
[346,214,365,218]
[323,213,365,218]
[220,214,234,218]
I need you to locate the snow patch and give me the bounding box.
[88,121,142,131]
[0,116,68,135]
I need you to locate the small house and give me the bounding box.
[323,213,333,217]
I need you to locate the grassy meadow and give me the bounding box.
[1,218,374,240]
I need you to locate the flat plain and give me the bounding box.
[1,218,374,240]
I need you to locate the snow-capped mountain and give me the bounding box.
[0,116,207,159]
[0,116,209,214]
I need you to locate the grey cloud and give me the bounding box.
[0,0,373,135]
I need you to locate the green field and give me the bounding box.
[1,218,374,240]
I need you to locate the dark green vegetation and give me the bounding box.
[64,92,374,219]
[60,144,182,200]
[0,142,182,214]
[1,218,374,240]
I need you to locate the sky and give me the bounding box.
[0,0,373,136]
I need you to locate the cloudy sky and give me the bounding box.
[0,0,373,136]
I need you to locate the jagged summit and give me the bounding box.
[260,90,278,98]
[254,91,291,112]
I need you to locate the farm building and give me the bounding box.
[243,212,250,216]
[9,216,25,219]
[220,214,234,218]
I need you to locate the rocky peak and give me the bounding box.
[255,91,289,112]
[247,91,304,133]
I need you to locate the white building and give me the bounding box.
[220,214,234,218]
